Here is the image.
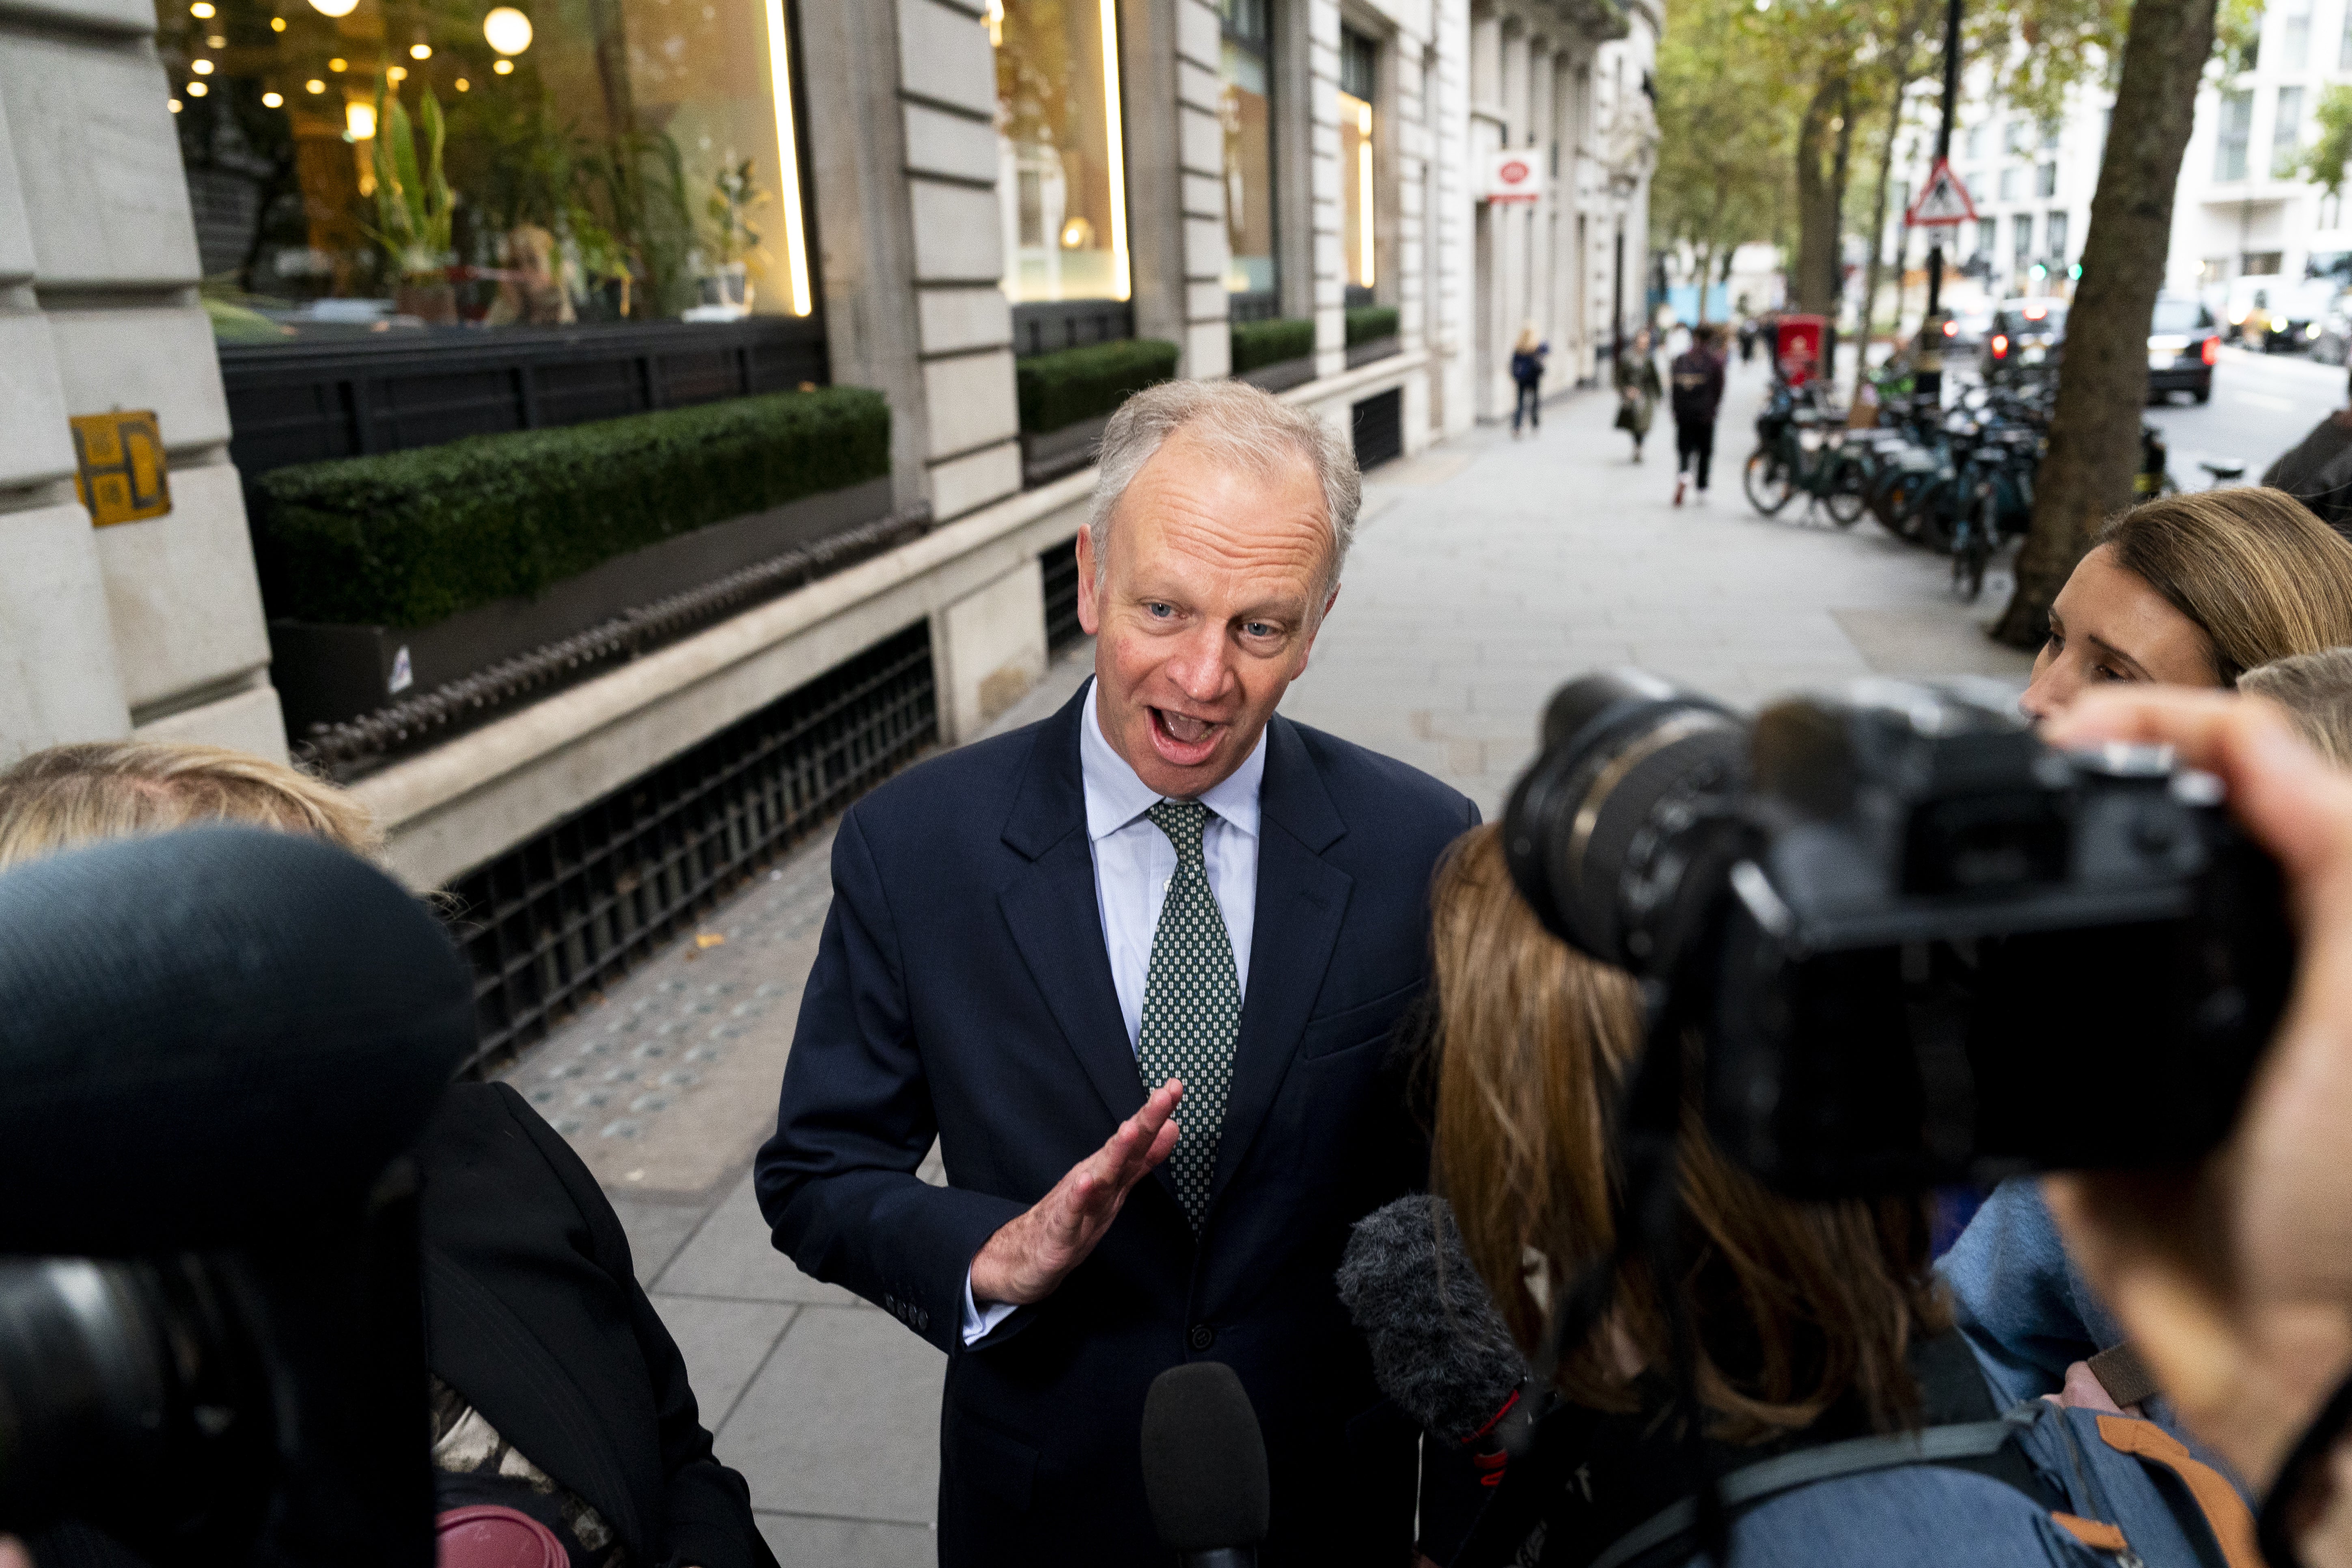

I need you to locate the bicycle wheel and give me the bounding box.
[1824,455,1867,527]
[1744,446,1795,515]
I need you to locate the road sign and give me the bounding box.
[1485,148,1543,204]
[1906,158,1976,226]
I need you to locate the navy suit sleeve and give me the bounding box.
[754,807,1026,1355]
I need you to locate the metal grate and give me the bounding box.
[448,622,937,1073]
[1352,388,1403,470]
[1041,537,1086,654]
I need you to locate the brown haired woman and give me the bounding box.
[2019,487,2352,719]
[1428,824,2249,1568]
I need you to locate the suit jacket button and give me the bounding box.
[1188,1324,1215,1351]
[918,1309,931,1330]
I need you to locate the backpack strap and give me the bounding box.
[1589,1408,2041,1568]
[2093,1415,2261,1568]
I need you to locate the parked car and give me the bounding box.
[1940,309,1993,354]
[1983,299,2067,382]
[2312,298,2352,366]
[2146,293,2220,403]
[2225,273,2330,350]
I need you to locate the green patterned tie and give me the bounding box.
[1136,800,1242,1233]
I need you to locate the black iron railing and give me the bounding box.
[220,316,830,478]
[1228,290,1282,324]
[449,622,937,1071]
[1041,537,1085,653]
[1011,299,1136,357]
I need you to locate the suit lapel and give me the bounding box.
[1209,715,1351,1203]
[998,686,1146,1127]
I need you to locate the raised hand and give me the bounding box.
[970,1078,1185,1307]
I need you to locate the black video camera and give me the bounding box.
[1503,670,2293,1197]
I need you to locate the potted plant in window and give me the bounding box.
[369,83,458,324]
[699,156,768,318]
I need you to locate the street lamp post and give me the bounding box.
[1917,0,1965,403]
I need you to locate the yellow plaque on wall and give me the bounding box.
[70,410,172,526]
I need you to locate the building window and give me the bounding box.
[2217,89,2254,182]
[155,0,815,338]
[2325,192,2346,230]
[2013,211,2034,267]
[1998,166,2022,201]
[2283,0,2313,63]
[1974,217,1997,258]
[2274,84,2307,179]
[2004,119,2033,157]
[1219,0,1275,300]
[1338,26,1378,294]
[1964,123,1984,160]
[2046,209,2069,259]
[2342,4,2352,70]
[994,0,1130,302]
[2036,162,2057,197]
[2244,248,2285,275]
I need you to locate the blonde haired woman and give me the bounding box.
[0,741,779,1568]
[1511,322,1550,437]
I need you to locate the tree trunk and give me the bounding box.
[1695,243,1714,324]
[1828,91,1855,384]
[1861,41,1921,356]
[1793,74,1848,316]
[1992,0,2222,647]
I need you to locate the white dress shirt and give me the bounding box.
[962,679,1268,1342]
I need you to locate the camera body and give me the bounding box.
[1505,671,2292,1196]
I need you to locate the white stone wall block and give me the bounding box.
[0,77,36,283]
[47,307,232,453]
[1179,104,1223,174]
[0,314,77,490]
[1178,59,1222,112]
[921,349,1020,460]
[897,0,996,117]
[927,440,1023,523]
[918,286,1013,356]
[1186,280,1229,320]
[1184,321,1231,380]
[1181,172,1223,216]
[0,500,130,762]
[902,101,1000,184]
[91,461,272,712]
[1182,215,1227,281]
[909,178,1004,282]
[936,558,1046,743]
[1176,0,1219,67]
[0,39,200,287]
[132,682,288,763]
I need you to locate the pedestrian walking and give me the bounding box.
[1613,327,1661,462]
[1509,322,1549,437]
[1738,315,1759,364]
[1670,323,1727,506]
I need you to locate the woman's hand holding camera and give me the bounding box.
[2041,688,2352,1552]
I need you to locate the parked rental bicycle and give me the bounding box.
[1743,382,1867,524]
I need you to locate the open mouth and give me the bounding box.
[1149,706,1225,766]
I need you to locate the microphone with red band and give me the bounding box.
[1337,1194,1532,1485]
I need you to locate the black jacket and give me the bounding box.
[755,686,1478,1566]
[1669,347,1725,428]
[418,1081,774,1568]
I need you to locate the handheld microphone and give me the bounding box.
[1337,1195,1530,1475]
[0,825,473,1253]
[1142,1361,1271,1568]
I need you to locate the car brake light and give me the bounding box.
[2202,336,2218,366]
[1942,319,1958,337]
[2024,306,2048,320]
[1991,334,2009,357]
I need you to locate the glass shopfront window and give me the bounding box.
[1219,0,1274,301]
[991,0,1130,302]
[157,0,813,339]
[1338,25,1376,294]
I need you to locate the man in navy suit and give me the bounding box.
[755,380,1477,1565]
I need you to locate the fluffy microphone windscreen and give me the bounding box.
[0,826,474,1254]
[1336,1194,1530,1446]
[1140,1361,1271,1552]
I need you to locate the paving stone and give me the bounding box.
[654,1170,860,1306]
[754,1514,937,1568]
[716,1305,945,1527]
[607,1195,709,1286]
[644,1295,797,1433]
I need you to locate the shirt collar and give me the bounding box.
[1080,678,1265,843]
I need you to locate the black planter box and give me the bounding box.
[1237,357,1317,393]
[269,474,894,736]
[1020,410,1114,488]
[1345,336,1401,369]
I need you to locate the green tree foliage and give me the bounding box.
[2301,84,2352,196]
[1649,0,1795,317]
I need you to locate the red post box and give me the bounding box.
[1775,314,1827,387]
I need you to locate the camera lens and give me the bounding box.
[1503,671,1747,974]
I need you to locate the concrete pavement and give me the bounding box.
[496,347,2032,1563]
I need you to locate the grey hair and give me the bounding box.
[2242,647,2352,768]
[1086,378,1361,600]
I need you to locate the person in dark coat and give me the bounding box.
[755,379,1477,1567]
[2261,368,2352,538]
[0,742,776,1568]
[1613,327,1661,461]
[1670,322,1728,506]
[1509,321,1549,437]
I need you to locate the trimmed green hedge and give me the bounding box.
[1231,317,1315,374]
[1015,339,1181,435]
[254,387,890,630]
[1345,305,1400,347]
